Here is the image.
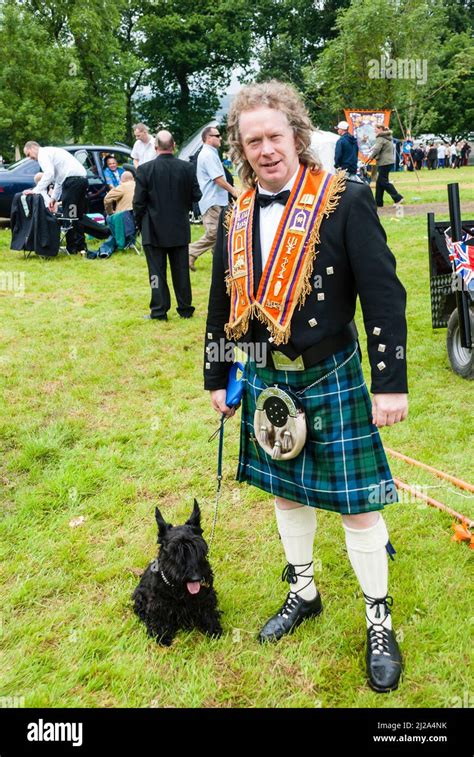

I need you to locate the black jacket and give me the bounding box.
[133,154,202,247]
[334,133,358,174]
[10,193,60,257]
[204,178,408,395]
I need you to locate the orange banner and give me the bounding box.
[344,109,391,163]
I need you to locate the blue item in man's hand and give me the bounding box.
[226,362,245,408]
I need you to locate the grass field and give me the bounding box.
[0,167,472,709]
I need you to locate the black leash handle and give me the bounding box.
[208,413,226,551]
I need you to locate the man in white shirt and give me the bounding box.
[131,123,156,168]
[437,143,446,168]
[188,126,238,271]
[23,141,88,254]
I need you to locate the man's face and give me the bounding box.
[24,145,39,160]
[134,129,148,143]
[337,128,347,136]
[107,158,118,171]
[239,107,300,192]
[205,129,222,148]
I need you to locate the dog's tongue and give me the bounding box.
[186,581,201,595]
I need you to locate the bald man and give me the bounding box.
[133,130,202,320]
[104,171,136,215]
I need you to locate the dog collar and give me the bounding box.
[150,559,175,587]
[160,569,174,587]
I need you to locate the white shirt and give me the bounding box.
[196,144,228,215]
[33,147,87,201]
[131,136,156,166]
[257,168,299,269]
[437,145,445,158]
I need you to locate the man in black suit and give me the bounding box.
[133,130,202,320]
[205,81,408,694]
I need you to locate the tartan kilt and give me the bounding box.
[236,341,398,515]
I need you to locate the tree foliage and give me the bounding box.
[0,1,79,154]
[139,0,251,142]
[0,0,471,160]
[303,0,473,137]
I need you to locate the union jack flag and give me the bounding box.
[444,229,474,286]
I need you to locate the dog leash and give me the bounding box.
[207,413,227,552]
[207,363,245,552]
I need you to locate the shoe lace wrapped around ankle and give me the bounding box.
[364,594,394,657]
[277,562,315,618]
[281,561,313,591]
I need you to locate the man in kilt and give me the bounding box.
[204,81,408,693]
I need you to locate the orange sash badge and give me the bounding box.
[225,165,346,345]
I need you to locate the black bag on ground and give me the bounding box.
[77,215,110,240]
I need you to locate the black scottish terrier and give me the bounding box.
[132,500,222,646]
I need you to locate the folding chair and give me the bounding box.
[98,210,141,257]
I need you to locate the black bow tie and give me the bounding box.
[256,190,291,208]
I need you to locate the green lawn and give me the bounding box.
[0,168,472,709]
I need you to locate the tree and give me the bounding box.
[303,0,448,135]
[139,0,252,142]
[426,33,474,139]
[0,1,79,156]
[19,0,147,144]
[249,0,351,90]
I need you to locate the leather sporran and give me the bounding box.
[253,386,307,461]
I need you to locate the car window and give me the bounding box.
[115,150,133,166]
[98,150,132,172]
[5,158,38,175]
[71,149,97,178]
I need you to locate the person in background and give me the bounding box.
[33,172,54,208]
[450,142,457,167]
[427,143,438,170]
[437,143,446,168]
[188,126,238,272]
[334,120,360,181]
[368,125,404,208]
[133,129,202,320]
[461,141,471,167]
[103,155,124,189]
[131,123,156,168]
[23,141,88,254]
[401,136,413,170]
[412,144,424,171]
[445,143,451,168]
[104,171,135,215]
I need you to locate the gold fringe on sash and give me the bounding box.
[223,203,235,233]
[224,169,346,345]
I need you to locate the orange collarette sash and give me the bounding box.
[224,165,346,345]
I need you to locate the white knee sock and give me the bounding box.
[343,514,392,629]
[274,503,317,601]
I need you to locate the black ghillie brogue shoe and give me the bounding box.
[258,562,323,643]
[364,594,402,693]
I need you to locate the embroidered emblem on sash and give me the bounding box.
[289,209,309,233]
[225,165,346,345]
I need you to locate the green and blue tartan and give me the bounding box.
[236,341,397,514]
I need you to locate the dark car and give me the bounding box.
[0,144,133,219]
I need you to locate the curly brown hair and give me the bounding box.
[227,80,320,189]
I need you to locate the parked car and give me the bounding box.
[0,144,133,219]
